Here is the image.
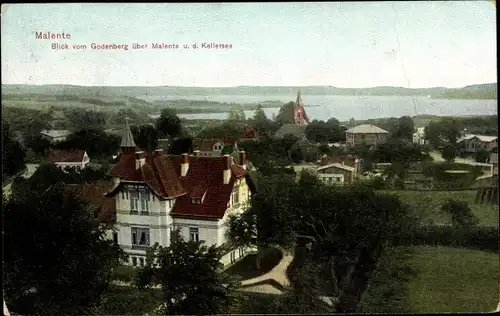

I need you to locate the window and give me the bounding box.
[131,257,137,266]
[230,251,236,263]
[130,190,139,213]
[131,227,150,247]
[113,232,118,244]
[139,257,145,267]
[231,189,239,205]
[192,198,201,204]
[189,227,199,242]
[129,187,150,214]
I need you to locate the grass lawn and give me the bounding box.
[360,246,499,313]
[381,190,499,227]
[225,247,283,281]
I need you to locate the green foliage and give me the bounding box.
[197,121,245,139]
[156,108,183,138]
[64,108,107,132]
[131,124,159,151]
[53,129,121,158]
[305,119,347,143]
[2,106,53,139]
[441,199,478,227]
[227,108,246,121]
[391,116,415,141]
[110,265,137,283]
[135,230,241,315]
[475,149,490,163]
[275,101,296,124]
[440,143,457,162]
[167,137,193,155]
[2,121,26,181]
[97,285,162,315]
[3,183,126,315]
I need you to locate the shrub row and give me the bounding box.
[394,225,498,253]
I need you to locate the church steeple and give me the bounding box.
[294,89,309,125]
[120,117,136,153]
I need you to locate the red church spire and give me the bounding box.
[294,89,309,125]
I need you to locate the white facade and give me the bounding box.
[55,152,90,170]
[318,173,344,185]
[113,177,252,267]
[413,127,427,145]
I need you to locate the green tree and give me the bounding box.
[440,143,457,162]
[65,109,107,132]
[135,124,159,152]
[3,183,125,315]
[252,105,268,122]
[441,199,478,227]
[391,116,415,140]
[135,230,240,315]
[275,102,295,124]
[53,129,121,159]
[475,149,490,163]
[156,108,183,138]
[2,121,26,182]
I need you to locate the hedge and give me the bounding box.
[394,225,498,252]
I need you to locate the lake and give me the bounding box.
[147,95,497,122]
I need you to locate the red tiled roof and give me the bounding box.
[66,183,116,223]
[242,126,259,139]
[321,155,357,168]
[48,149,86,163]
[106,152,256,219]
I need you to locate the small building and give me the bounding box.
[241,126,260,141]
[345,124,389,148]
[194,137,238,157]
[413,127,427,145]
[40,130,71,143]
[316,162,356,186]
[457,134,498,153]
[47,149,90,170]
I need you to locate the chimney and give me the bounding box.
[135,151,145,169]
[239,151,247,170]
[154,148,163,156]
[193,150,200,156]
[223,154,231,184]
[181,153,189,177]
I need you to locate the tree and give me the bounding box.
[441,143,457,162]
[167,137,193,155]
[2,121,26,182]
[135,125,159,152]
[475,149,490,163]
[64,109,106,132]
[3,183,125,315]
[252,105,268,122]
[227,108,246,121]
[441,199,478,227]
[24,134,52,157]
[135,230,240,315]
[391,116,415,141]
[275,102,295,124]
[53,129,121,159]
[226,174,299,269]
[156,108,183,138]
[424,122,442,148]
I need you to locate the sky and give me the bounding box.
[1,2,497,88]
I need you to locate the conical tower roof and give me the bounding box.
[120,117,136,152]
[294,89,309,125]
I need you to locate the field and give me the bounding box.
[381,190,499,227]
[360,246,499,313]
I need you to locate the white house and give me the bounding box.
[47,149,90,170]
[194,138,238,157]
[413,127,427,145]
[104,122,257,268]
[40,130,71,143]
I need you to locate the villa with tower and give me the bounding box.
[102,119,257,267]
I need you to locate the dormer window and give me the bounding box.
[192,198,201,204]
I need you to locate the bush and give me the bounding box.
[441,199,478,227]
[395,225,498,252]
[110,264,137,283]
